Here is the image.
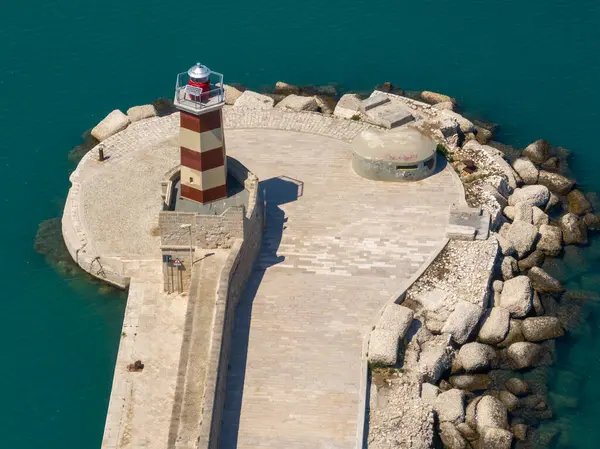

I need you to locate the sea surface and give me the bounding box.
[1,0,599,447]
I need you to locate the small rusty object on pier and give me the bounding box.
[98,144,105,162]
[127,360,145,372]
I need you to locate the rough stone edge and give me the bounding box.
[356,237,451,449]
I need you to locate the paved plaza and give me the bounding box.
[64,110,463,449]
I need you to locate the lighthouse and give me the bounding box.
[174,62,227,204]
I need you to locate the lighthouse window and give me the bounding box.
[396,164,418,170]
[189,177,194,184]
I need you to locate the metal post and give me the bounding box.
[98,144,105,161]
[188,225,193,266]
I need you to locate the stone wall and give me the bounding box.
[197,174,264,449]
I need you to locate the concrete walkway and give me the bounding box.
[219,130,462,449]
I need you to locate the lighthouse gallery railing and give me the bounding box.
[174,70,225,110]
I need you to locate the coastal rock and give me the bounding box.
[522,316,564,342]
[367,329,398,366]
[439,422,468,449]
[91,109,131,141]
[497,390,519,412]
[475,126,493,145]
[223,84,244,105]
[458,342,497,373]
[567,189,593,215]
[233,91,275,110]
[498,276,532,318]
[493,280,503,293]
[517,250,545,271]
[433,101,455,112]
[466,396,483,429]
[313,95,335,115]
[532,207,549,227]
[478,308,510,345]
[441,301,484,344]
[275,94,319,112]
[559,213,588,245]
[508,185,551,208]
[506,377,530,396]
[513,202,533,224]
[479,427,513,449]
[475,396,508,432]
[528,266,565,294]
[417,337,454,384]
[507,342,542,369]
[273,81,300,95]
[421,382,440,404]
[333,93,362,119]
[456,422,479,442]
[538,171,575,195]
[546,192,561,212]
[512,423,528,441]
[443,111,476,134]
[501,256,518,281]
[522,139,550,164]
[504,221,538,258]
[450,374,490,391]
[512,158,539,185]
[541,156,560,171]
[537,224,563,256]
[503,206,515,221]
[377,304,414,338]
[532,290,544,315]
[496,234,516,257]
[497,319,526,348]
[584,213,600,231]
[126,104,156,122]
[434,389,466,423]
[421,90,456,105]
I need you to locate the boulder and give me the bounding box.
[505,377,530,396]
[537,224,563,256]
[421,382,440,404]
[497,390,520,412]
[522,317,564,342]
[522,139,550,164]
[532,207,549,228]
[313,95,335,115]
[559,213,588,245]
[496,234,516,257]
[479,427,513,449]
[541,156,560,170]
[501,256,518,281]
[233,91,275,110]
[444,111,476,134]
[584,213,600,231]
[532,290,544,315]
[517,250,545,271]
[497,319,526,348]
[512,423,528,441]
[126,104,156,122]
[458,342,497,373]
[528,266,565,294]
[504,221,539,258]
[498,276,533,318]
[466,396,483,429]
[91,110,131,141]
[478,308,510,345]
[418,338,454,384]
[441,301,484,344]
[439,422,468,449]
[367,329,398,366]
[508,185,551,208]
[475,127,494,145]
[567,189,593,216]
[434,389,466,423]
[456,423,479,442]
[503,206,515,221]
[513,202,533,224]
[333,93,362,119]
[507,342,543,369]
[275,94,319,112]
[377,304,414,338]
[421,90,457,105]
[512,158,539,185]
[545,192,561,212]
[432,101,455,111]
[450,374,491,391]
[538,171,575,195]
[273,81,300,95]
[475,396,508,432]
[223,84,244,105]
[493,280,504,293]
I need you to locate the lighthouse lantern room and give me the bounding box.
[174,63,227,205]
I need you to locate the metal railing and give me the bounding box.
[174,70,224,110]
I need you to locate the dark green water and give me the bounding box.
[1,0,600,447]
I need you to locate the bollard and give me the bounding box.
[98,145,105,162]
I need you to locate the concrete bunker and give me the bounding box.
[352,127,437,182]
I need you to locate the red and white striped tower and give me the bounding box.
[174,63,227,204]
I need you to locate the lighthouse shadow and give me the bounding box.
[219,175,302,449]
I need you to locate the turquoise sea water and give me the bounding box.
[1,0,600,447]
